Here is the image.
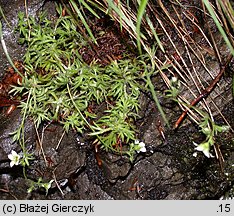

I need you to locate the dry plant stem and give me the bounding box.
[171,2,233,124]
[41,121,53,146]
[182,38,218,122]
[158,1,206,89]
[157,55,201,125]
[183,42,204,95]
[202,1,222,64]
[183,43,214,119]
[214,142,224,173]
[170,3,219,87]
[158,57,200,124]
[186,40,218,84]
[0,187,18,200]
[34,122,47,165]
[158,2,212,119]
[172,5,217,83]
[52,168,64,196]
[174,53,233,129]
[182,10,213,48]
[216,0,234,46]
[158,0,229,128]
[56,130,65,150]
[210,100,233,132]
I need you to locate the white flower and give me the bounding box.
[171,77,178,83]
[193,142,214,158]
[8,150,21,167]
[41,180,54,195]
[135,140,146,153]
[201,127,211,135]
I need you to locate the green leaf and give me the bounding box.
[146,74,169,127]
[203,0,234,56]
[136,0,148,54]
[70,0,97,44]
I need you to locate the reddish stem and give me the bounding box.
[174,54,233,129]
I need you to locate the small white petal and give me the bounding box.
[140,146,146,153]
[193,152,197,157]
[14,159,20,166]
[10,161,15,167]
[202,127,211,135]
[135,140,139,145]
[136,142,146,153]
[195,145,204,152]
[194,142,214,158]
[209,153,215,158]
[8,150,21,167]
[8,154,14,160]
[11,150,18,156]
[203,149,211,158]
[171,77,178,83]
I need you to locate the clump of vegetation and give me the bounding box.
[193,114,230,158]
[10,9,158,165]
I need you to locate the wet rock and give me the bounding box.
[73,173,113,200]
[0,177,29,200]
[33,124,87,183]
[0,109,36,167]
[0,0,43,77]
[100,152,131,183]
[0,0,56,78]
